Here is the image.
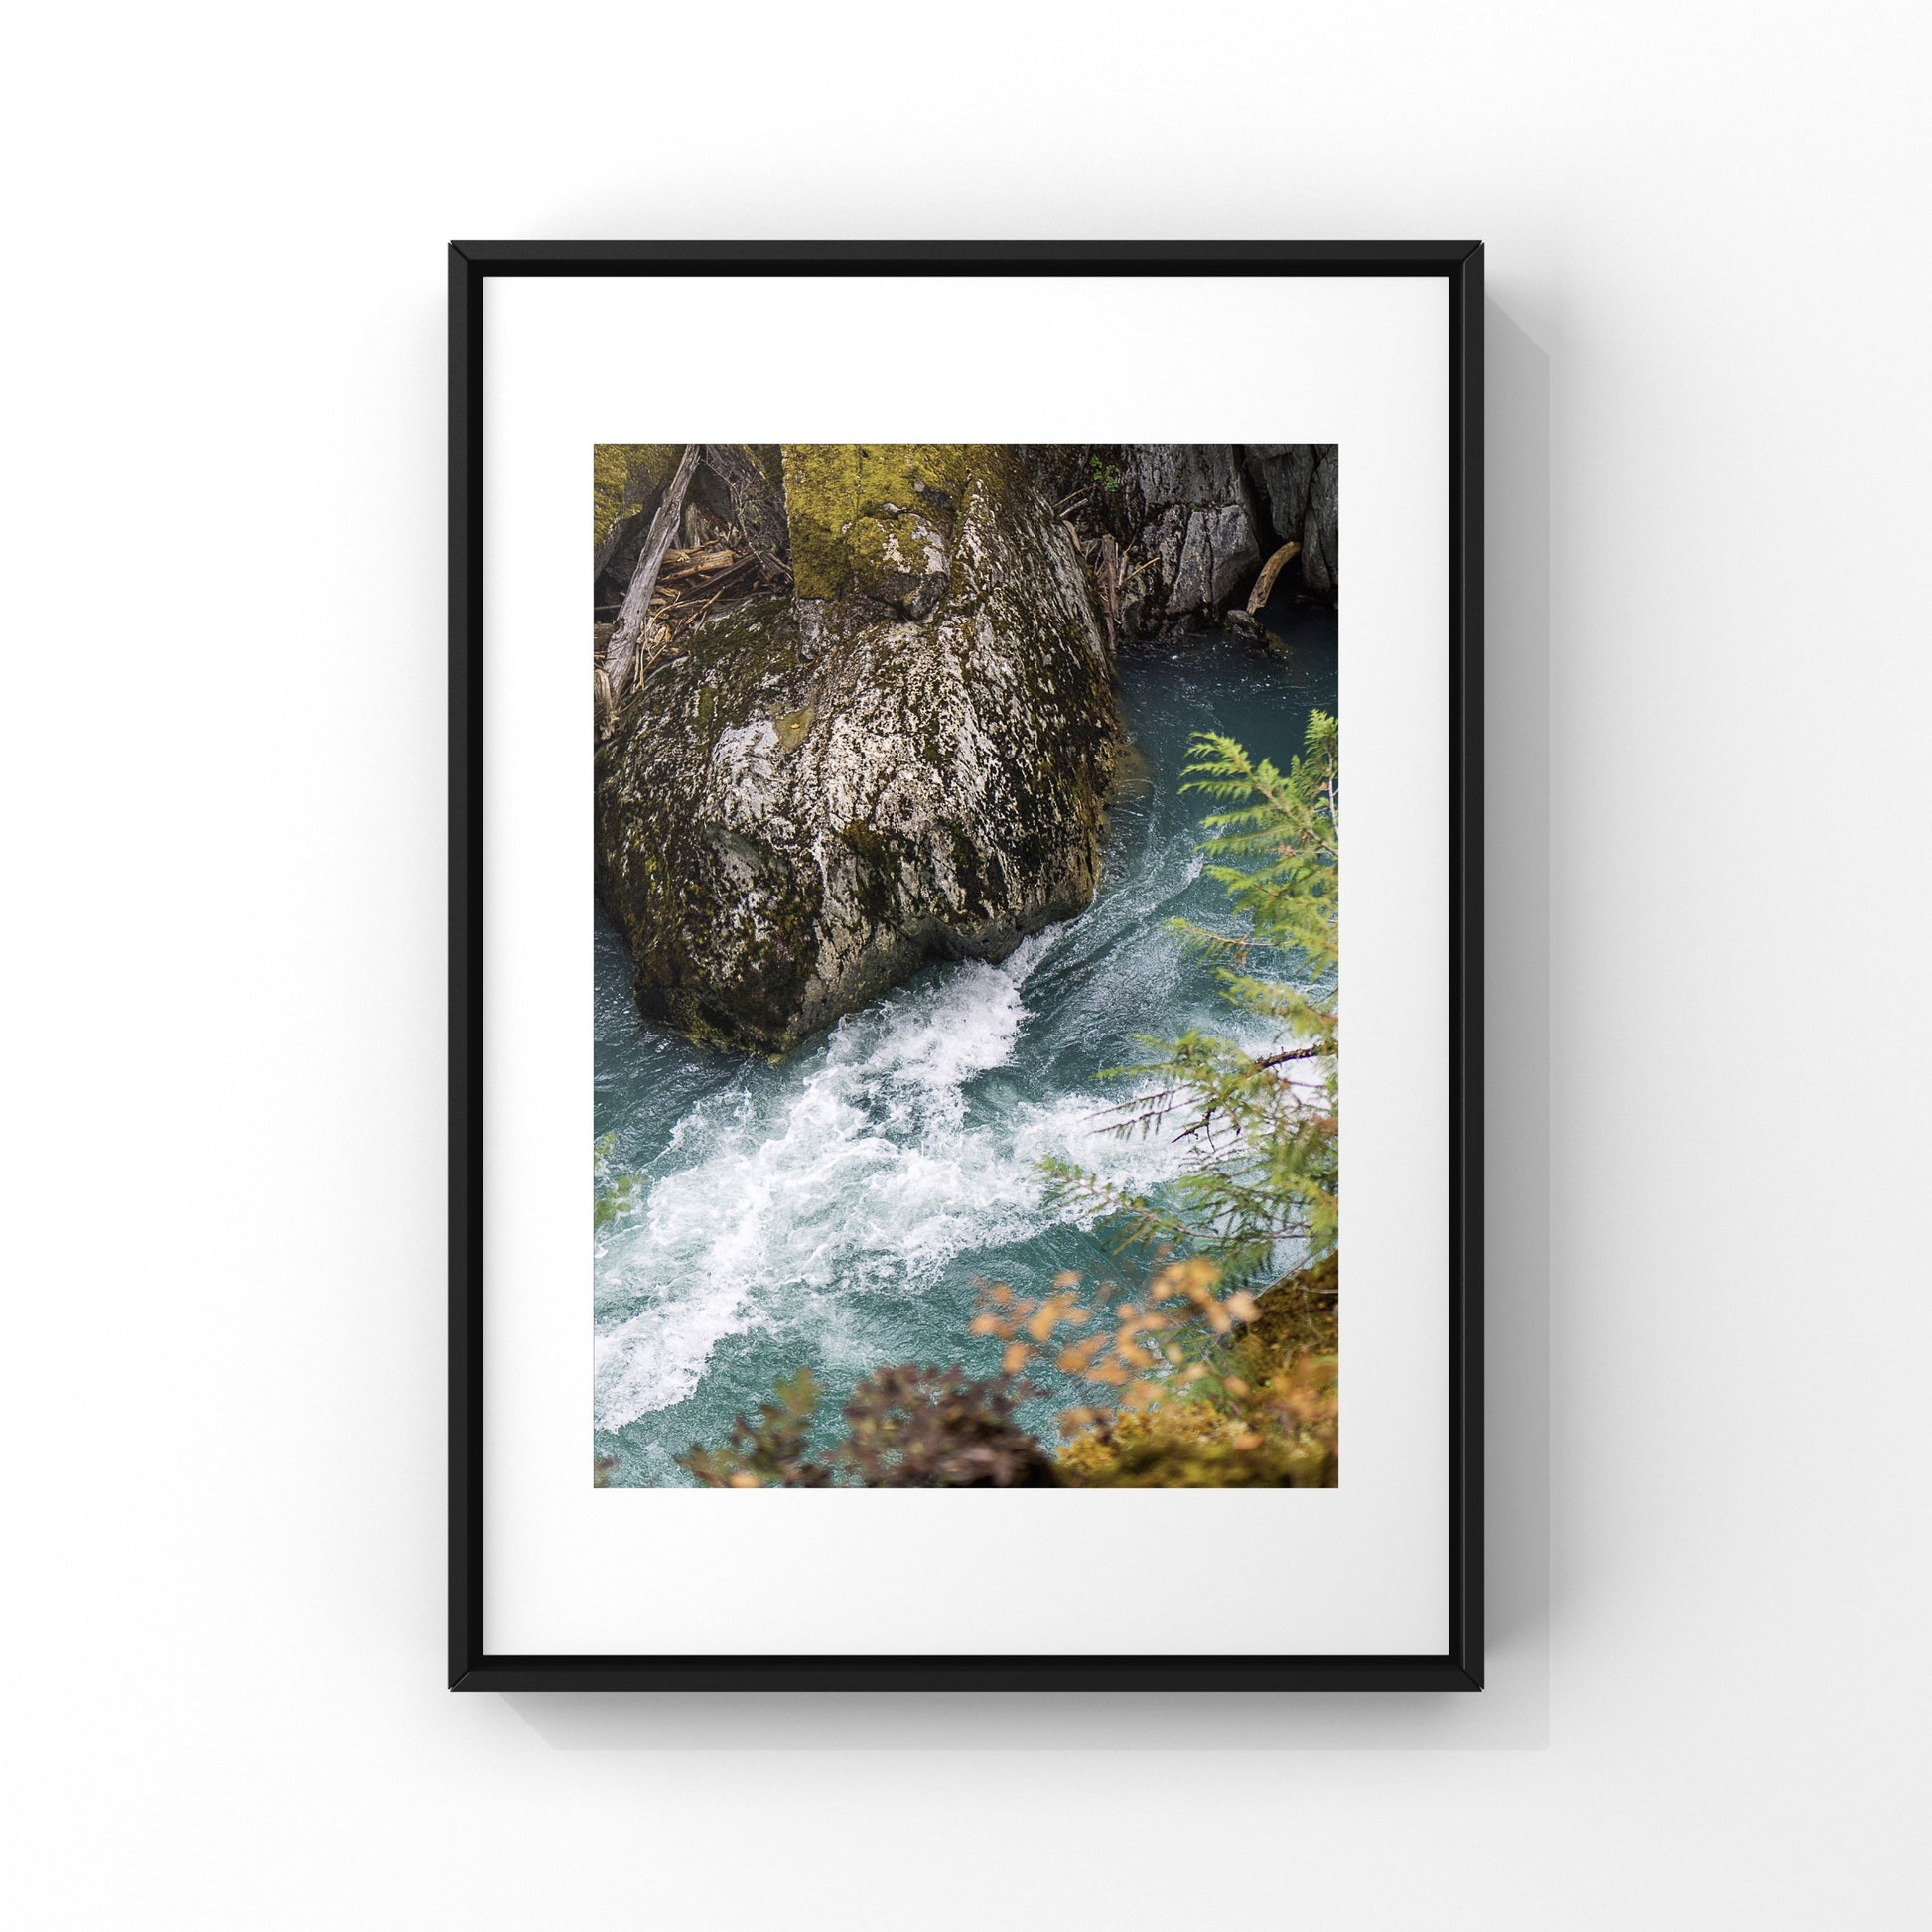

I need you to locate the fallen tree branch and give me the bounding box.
[605,444,702,693]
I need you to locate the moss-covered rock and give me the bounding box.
[778,444,993,598]
[595,446,1119,1054]
[592,443,685,549]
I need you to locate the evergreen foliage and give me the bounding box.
[1044,710,1339,1284]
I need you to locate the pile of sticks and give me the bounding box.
[645,530,766,641]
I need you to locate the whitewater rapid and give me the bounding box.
[594,895,1201,1434]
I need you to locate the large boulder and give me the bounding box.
[595,444,1120,1054]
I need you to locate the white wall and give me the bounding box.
[3,3,1926,1926]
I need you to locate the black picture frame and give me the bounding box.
[449,239,1483,1693]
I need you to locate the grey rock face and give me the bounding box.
[1171,502,1262,614]
[1300,445,1338,597]
[1125,445,1268,626]
[1133,443,1250,510]
[1244,444,1338,600]
[595,451,1120,1055]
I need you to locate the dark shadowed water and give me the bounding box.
[593,614,1337,1484]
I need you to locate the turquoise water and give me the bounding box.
[592,619,1337,1485]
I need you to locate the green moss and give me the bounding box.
[844,515,896,591]
[594,446,629,547]
[779,444,1003,598]
[593,443,686,547]
[683,593,798,687]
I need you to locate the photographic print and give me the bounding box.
[590,443,1340,1491]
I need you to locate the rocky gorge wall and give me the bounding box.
[1041,443,1337,638]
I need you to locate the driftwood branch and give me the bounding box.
[605,444,702,693]
[1246,540,1302,616]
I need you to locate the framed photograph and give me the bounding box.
[450,240,1482,1691]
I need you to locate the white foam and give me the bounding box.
[591,933,1189,1430]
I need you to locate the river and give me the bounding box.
[592,615,1337,1484]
